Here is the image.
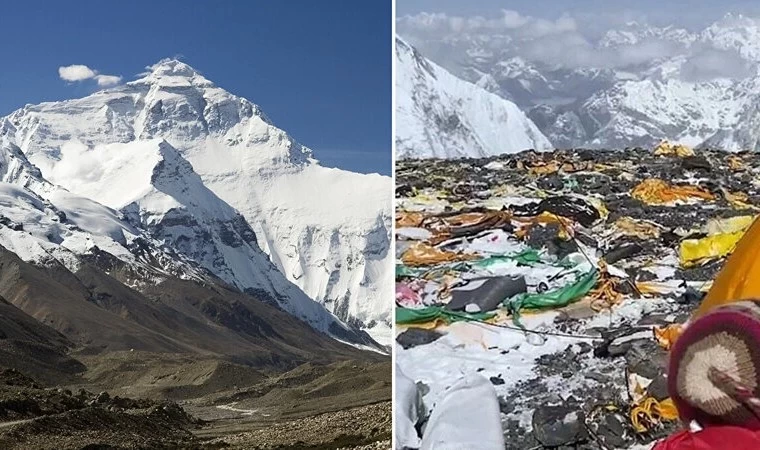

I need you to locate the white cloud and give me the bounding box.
[94,74,122,86]
[398,10,753,80]
[58,64,122,86]
[680,47,752,81]
[58,64,97,82]
[398,10,577,38]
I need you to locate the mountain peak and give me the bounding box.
[133,58,213,87]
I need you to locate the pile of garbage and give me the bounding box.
[394,145,760,449]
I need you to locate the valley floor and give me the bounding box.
[0,355,391,449]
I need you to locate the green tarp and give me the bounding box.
[396,248,544,280]
[471,249,542,268]
[505,269,599,327]
[396,305,496,325]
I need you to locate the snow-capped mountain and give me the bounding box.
[396,37,552,159]
[0,59,391,345]
[399,13,760,151]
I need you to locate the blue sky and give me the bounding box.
[0,1,391,175]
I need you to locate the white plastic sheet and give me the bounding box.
[395,364,423,449]
[420,374,505,450]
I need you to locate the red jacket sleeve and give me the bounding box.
[653,427,760,450]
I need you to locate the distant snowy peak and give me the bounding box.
[600,24,696,48]
[701,14,760,60]
[395,37,552,159]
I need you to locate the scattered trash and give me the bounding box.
[395,146,760,450]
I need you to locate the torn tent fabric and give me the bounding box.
[653,427,760,450]
[395,365,423,449]
[653,141,695,158]
[470,249,542,268]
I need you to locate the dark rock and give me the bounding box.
[679,287,705,305]
[396,328,444,350]
[490,376,505,386]
[585,372,609,383]
[532,405,588,447]
[604,243,643,265]
[96,391,110,404]
[592,411,630,449]
[637,314,671,326]
[647,375,669,401]
[498,396,515,415]
[681,156,712,171]
[626,340,668,380]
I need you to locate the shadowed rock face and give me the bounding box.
[0,243,382,373]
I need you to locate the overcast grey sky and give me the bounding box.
[397,0,760,30]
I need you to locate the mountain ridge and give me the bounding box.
[0,58,391,346]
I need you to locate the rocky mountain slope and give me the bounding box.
[399,13,760,151]
[0,59,391,344]
[395,38,552,159]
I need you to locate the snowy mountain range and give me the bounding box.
[396,37,552,159]
[0,59,391,346]
[398,13,760,152]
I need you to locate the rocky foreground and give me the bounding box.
[395,146,758,449]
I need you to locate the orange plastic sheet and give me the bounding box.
[631,179,714,205]
[614,217,661,239]
[397,212,424,228]
[588,262,624,311]
[727,155,745,171]
[654,324,684,350]
[400,242,477,267]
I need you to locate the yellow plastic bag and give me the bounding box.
[679,231,745,267]
[704,215,755,235]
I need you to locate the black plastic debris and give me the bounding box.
[603,242,644,265]
[511,196,601,227]
[396,328,444,350]
[446,276,527,312]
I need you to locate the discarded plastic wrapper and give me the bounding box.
[632,179,714,205]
